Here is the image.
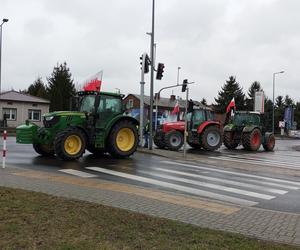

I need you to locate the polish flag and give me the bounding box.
[171,101,180,115]
[226,97,236,113]
[83,71,103,92]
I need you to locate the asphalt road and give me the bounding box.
[3,137,300,213]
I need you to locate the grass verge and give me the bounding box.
[0,187,298,250]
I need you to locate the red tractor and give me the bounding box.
[154,106,222,151]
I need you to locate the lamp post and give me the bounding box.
[0,18,9,97]
[272,70,284,133]
[176,66,181,85]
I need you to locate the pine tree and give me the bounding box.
[47,62,76,112]
[27,77,48,99]
[245,81,262,111]
[214,76,245,113]
[284,95,294,106]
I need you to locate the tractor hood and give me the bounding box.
[43,111,86,118]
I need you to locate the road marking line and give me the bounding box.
[222,155,300,166]
[139,170,275,200]
[86,167,258,206]
[12,170,239,215]
[59,169,98,178]
[210,156,300,170]
[162,160,300,188]
[153,168,288,195]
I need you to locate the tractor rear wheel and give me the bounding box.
[263,134,275,151]
[54,128,86,160]
[201,126,222,151]
[154,131,166,149]
[165,130,183,151]
[108,120,138,158]
[33,143,55,157]
[242,128,262,151]
[223,132,239,149]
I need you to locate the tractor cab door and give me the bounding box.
[190,110,206,130]
[96,95,122,129]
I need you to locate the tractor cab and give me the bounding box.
[231,111,261,128]
[188,107,215,130]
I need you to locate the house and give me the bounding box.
[0,90,50,127]
[123,93,205,124]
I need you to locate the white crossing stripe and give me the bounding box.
[162,161,300,188]
[86,166,258,206]
[59,169,98,178]
[209,156,300,170]
[153,168,288,195]
[139,170,275,200]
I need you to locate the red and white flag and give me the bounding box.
[171,101,180,115]
[83,71,103,92]
[226,97,236,113]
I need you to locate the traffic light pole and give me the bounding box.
[139,53,147,147]
[183,87,189,158]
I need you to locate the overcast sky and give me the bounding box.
[0,0,299,103]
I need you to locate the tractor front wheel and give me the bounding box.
[108,120,138,158]
[201,126,222,151]
[223,132,239,149]
[165,130,183,151]
[154,131,166,149]
[242,128,262,151]
[263,134,275,151]
[54,128,86,161]
[33,143,55,157]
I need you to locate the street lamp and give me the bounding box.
[176,66,181,85]
[0,18,9,96]
[272,70,284,133]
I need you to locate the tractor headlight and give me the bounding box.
[45,116,54,121]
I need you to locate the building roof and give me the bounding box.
[0,90,50,104]
[130,94,205,109]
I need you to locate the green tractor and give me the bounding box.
[223,111,275,151]
[16,91,139,160]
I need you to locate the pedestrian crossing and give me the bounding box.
[58,160,300,207]
[209,153,300,170]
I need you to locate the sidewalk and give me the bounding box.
[1,165,300,246]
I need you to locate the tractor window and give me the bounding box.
[192,110,205,123]
[79,96,95,113]
[98,96,122,113]
[206,110,214,121]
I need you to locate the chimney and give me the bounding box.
[170,94,176,101]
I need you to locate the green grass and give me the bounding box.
[0,187,298,250]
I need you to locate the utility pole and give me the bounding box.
[149,0,155,150]
[0,18,9,99]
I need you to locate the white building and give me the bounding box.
[0,90,50,127]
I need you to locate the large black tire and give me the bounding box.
[223,132,239,149]
[154,131,166,149]
[33,143,55,157]
[263,134,275,151]
[107,120,138,158]
[242,128,262,151]
[187,142,202,149]
[201,126,222,151]
[54,128,87,161]
[165,130,184,151]
[87,144,106,156]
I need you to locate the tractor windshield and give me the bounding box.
[79,95,96,113]
[233,113,260,126]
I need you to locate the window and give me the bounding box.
[127,99,134,108]
[3,108,17,120]
[98,96,121,113]
[28,109,41,121]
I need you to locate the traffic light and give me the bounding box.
[140,53,151,74]
[188,100,194,113]
[156,63,165,80]
[144,54,150,73]
[182,79,188,92]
